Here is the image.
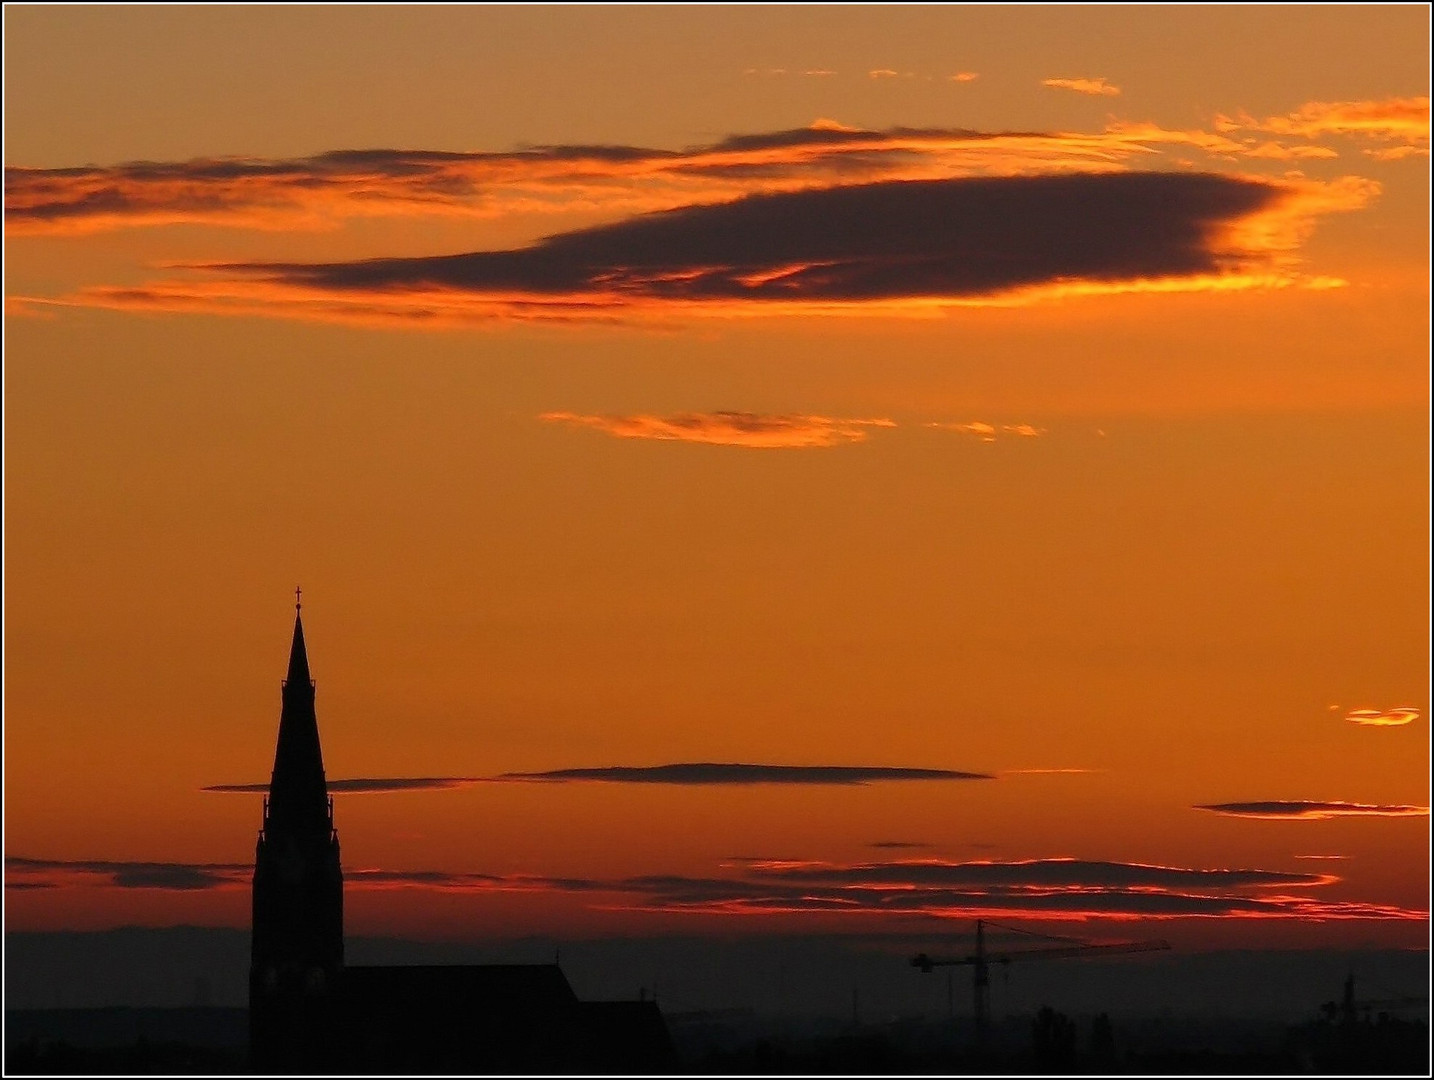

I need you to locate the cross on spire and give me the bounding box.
[295,585,302,611]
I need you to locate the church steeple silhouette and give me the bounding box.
[249,591,343,1069]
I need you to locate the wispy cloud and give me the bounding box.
[1194,801,1430,820]
[926,421,1047,442]
[34,170,1370,328]
[1345,707,1421,727]
[1002,767,1100,775]
[1043,77,1121,97]
[498,764,994,785]
[540,411,895,449]
[949,72,980,83]
[868,69,902,79]
[1216,97,1429,146]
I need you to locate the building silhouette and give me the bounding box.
[249,602,674,1073]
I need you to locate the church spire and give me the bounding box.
[251,594,344,1068]
[266,597,329,832]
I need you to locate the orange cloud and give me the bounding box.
[949,72,980,83]
[868,69,901,79]
[927,421,1047,442]
[1194,801,1429,820]
[1345,707,1421,727]
[1363,145,1430,161]
[540,411,895,449]
[6,117,1376,238]
[1216,96,1430,145]
[1241,141,1340,161]
[1043,76,1121,97]
[24,169,1371,329]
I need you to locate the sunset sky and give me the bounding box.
[4,6,1429,955]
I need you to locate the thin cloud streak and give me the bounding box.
[205,777,487,794]
[540,411,895,448]
[205,764,990,792]
[1043,77,1121,97]
[1194,801,1430,820]
[497,764,995,785]
[6,856,250,891]
[740,857,1336,890]
[869,841,935,850]
[927,421,1047,442]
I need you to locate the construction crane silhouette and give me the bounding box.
[911,919,1171,1046]
[1322,973,1428,1025]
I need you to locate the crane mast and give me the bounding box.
[911,919,1171,1048]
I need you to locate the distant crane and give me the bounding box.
[1322,973,1428,1025]
[911,919,1171,1046]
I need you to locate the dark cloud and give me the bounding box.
[868,841,934,850]
[204,777,484,794]
[742,858,1329,890]
[227,173,1279,304]
[1194,801,1429,820]
[6,856,249,891]
[206,767,985,791]
[497,763,994,785]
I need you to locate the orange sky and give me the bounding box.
[4,6,1429,952]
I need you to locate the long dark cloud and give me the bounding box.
[742,858,1330,890]
[868,841,934,850]
[204,764,990,793]
[214,173,1279,304]
[205,777,484,794]
[6,856,250,891]
[497,764,993,785]
[1194,801,1429,820]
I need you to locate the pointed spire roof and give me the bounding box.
[267,594,330,831]
[286,607,311,687]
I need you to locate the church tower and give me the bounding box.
[249,594,344,1069]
